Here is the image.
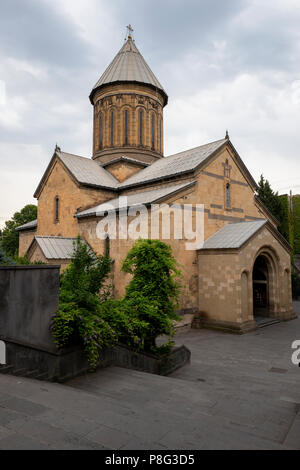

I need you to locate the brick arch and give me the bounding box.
[251,245,280,317]
[120,105,132,146]
[136,106,147,147]
[104,105,118,148]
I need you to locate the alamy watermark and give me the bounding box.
[291,340,300,366]
[94,197,204,250]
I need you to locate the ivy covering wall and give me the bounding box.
[278,194,293,249]
[293,195,300,255]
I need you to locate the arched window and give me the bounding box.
[151,114,155,150]
[105,234,110,258]
[55,196,59,222]
[124,109,129,145]
[110,111,114,147]
[225,183,230,208]
[139,109,143,146]
[99,113,103,149]
[159,118,162,153]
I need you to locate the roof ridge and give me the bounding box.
[35,236,78,239]
[165,138,227,160]
[57,150,90,160]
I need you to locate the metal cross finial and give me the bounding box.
[225,129,229,140]
[126,24,134,39]
[55,143,61,153]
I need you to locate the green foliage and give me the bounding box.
[278,195,293,249]
[0,241,14,265]
[121,239,182,352]
[1,204,37,258]
[293,195,300,254]
[14,254,45,265]
[51,236,115,369]
[51,237,182,369]
[257,175,291,242]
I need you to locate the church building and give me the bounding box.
[16,28,295,333]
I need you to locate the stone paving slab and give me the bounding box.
[0,302,299,449]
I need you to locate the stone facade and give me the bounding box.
[18,229,36,258]
[91,83,165,165]
[197,225,294,333]
[35,158,114,237]
[18,34,295,333]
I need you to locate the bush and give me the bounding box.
[51,237,182,369]
[121,239,182,353]
[51,237,115,369]
[0,241,14,265]
[1,204,37,258]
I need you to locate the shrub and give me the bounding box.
[121,239,182,353]
[51,237,115,369]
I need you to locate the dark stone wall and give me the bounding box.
[0,265,60,353]
[3,341,191,382]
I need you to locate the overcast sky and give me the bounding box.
[1,0,300,227]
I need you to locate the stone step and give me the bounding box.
[13,368,28,376]
[256,318,280,328]
[23,369,40,378]
[33,372,51,381]
[0,364,14,374]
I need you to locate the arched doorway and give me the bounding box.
[252,255,269,317]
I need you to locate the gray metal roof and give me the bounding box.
[76,181,196,218]
[90,37,167,104]
[119,138,227,189]
[199,220,267,250]
[16,219,37,232]
[101,155,150,168]
[33,236,89,259]
[58,151,119,189]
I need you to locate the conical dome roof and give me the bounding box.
[89,36,168,105]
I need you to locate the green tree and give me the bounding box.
[121,239,182,352]
[1,204,37,257]
[51,237,115,369]
[0,240,14,265]
[256,175,288,240]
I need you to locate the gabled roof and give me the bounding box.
[89,37,168,105]
[28,236,90,259]
[118,138,227,189]
[76,181,196,219]
[34,150,119,197]
[199,220,267,250]
[16,219,37,232]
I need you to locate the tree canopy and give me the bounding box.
[256,175,289,241]
[1,204,37,257]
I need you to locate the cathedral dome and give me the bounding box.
[89,35,168,106]
[91,28,167,165]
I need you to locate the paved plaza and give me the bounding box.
[0,302,299,450]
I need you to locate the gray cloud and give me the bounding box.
[0,0,300,226]
[0,0,91,68]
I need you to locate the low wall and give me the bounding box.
[0,265,191,381]
[0,265,60,353]
[2,341,191,382]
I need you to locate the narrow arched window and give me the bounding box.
[139,109,143,146]
[55,196,59,222]
[226,183,231,208]
[110,111,114,147]
[105,234,110,258]
[159,118,162,153]
[151,114,155,149]
[124,109,128,145]
[99,113,103,149]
